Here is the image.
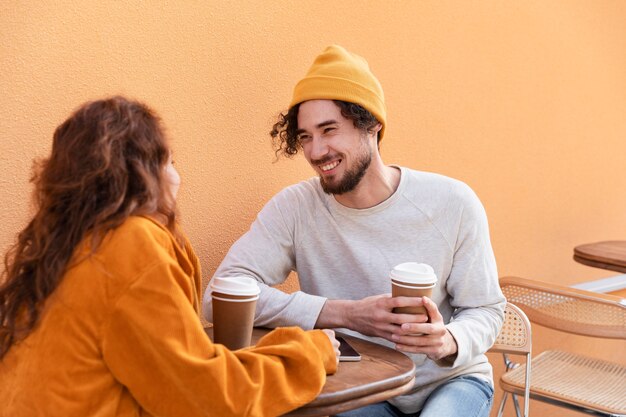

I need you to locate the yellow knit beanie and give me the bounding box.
[290,45,387,139]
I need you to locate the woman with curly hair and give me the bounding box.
[0,96,338,417]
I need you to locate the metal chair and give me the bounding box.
[490,302,532,417]
[499,276,626,417]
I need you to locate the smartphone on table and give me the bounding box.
[336,336,361,362]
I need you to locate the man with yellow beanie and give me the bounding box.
[204,45,505,417]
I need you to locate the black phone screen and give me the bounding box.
[336,336,361,362]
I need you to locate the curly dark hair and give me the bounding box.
[0,96,179,359]
[270,100,380,158]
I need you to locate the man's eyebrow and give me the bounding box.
[317,120,338,129]
[296,120,339,136]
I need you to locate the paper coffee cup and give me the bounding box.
[210,276,260,350]
[391,262,437,315]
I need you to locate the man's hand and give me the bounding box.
[315,294,429,340]
[390,296,458,361]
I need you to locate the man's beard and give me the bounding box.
[319,144,372,195]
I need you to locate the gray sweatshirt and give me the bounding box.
[203,167,505,413]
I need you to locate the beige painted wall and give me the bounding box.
[2,2,625,416]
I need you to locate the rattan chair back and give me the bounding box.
[491,302,532,355]
[491,302,532,417]
[497,276,626,417]
[499,276,626,339]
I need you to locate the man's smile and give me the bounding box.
[320,159,341,173]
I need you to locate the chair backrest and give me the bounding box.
[490,302,532,355]
[490,302,532,417]
[499,276,626,339]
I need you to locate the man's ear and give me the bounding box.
[368,123,383,144]
[367,122,382,137]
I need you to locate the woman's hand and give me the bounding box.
[321,329,341,366]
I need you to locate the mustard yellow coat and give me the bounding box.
[0,216,336,416]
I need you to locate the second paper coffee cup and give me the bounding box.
[391,262,437,315]
[210,276,260,350]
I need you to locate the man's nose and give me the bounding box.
[309,136,329,161]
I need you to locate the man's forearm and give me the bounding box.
[314,299,353,328]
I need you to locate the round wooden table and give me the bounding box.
[573,240,626,274]
[205,327,416,416]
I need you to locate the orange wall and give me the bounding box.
[2,2,625,416]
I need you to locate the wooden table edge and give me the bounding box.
[573,241,626,271]
[573,254,626,274]
[284,377,416,416]
[307,359,415,406]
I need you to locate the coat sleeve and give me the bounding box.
[101,246,336,417]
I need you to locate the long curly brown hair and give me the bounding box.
[270,100,380,158]
[0,96,179,359]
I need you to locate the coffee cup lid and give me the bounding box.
[390,262,437,284]
[210,276,261,296]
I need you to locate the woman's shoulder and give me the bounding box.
[112,216,173,245]
[93,216,178,277]
[54,217,181,316]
